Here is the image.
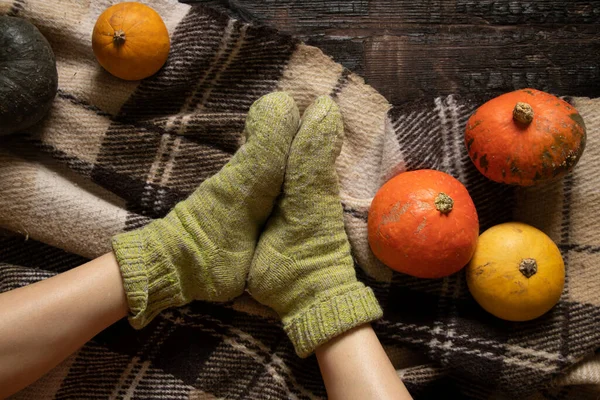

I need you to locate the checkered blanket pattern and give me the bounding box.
[1,0,599,398]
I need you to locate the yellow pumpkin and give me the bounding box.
[92,2,170,81]
[466,222,564,321]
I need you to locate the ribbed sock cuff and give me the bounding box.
[283,285,383,358]
[112,229,183,329]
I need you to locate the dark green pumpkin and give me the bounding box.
[0,16,58,136]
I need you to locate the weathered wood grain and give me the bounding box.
[186,0,600,103]
[363,25,600,104]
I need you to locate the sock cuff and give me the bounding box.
[112,228,184,329]
[283,284,383,358]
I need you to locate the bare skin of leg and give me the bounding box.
[0,253,412,399]
[316,324,413,400]
[0,252,128,399]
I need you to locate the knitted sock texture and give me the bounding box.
[248,95,383,357]
[112,92,300,328]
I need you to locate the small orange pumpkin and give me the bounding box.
[465,88,586,186]
[368,169,479,278]
[92,2,170,81]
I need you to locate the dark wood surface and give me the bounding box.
[186,0,600,105]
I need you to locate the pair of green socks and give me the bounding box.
[112,92,382,357]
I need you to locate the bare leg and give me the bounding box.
[316,324,413,400]
[0,252,128,398]
[0,253,413,399]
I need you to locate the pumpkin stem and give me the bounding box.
[513,102,534,125]
[113,30,126,46]
[434,193,453,214]
[519,258,537,278]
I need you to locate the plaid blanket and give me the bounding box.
[1,0,599,398]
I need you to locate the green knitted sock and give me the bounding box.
[247,96,382,358]
[112,92,300,329]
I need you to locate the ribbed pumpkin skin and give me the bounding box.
[0,16,58,136]
[92,2,170,81]
[465,88,586,186]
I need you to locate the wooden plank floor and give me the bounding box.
[185,0,600,105]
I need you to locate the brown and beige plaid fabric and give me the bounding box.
[1,0,599,398]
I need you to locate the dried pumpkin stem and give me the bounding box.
[113,30,126,46]
[434,192,453,214]
[519,258,537,278]
[513,102,534,125]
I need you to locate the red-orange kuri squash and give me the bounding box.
[465,88,586,186]
[368,169,479,278]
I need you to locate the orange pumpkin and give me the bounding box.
[368,169,479,278]
[465,88,586,186]
[92,2,170,81]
